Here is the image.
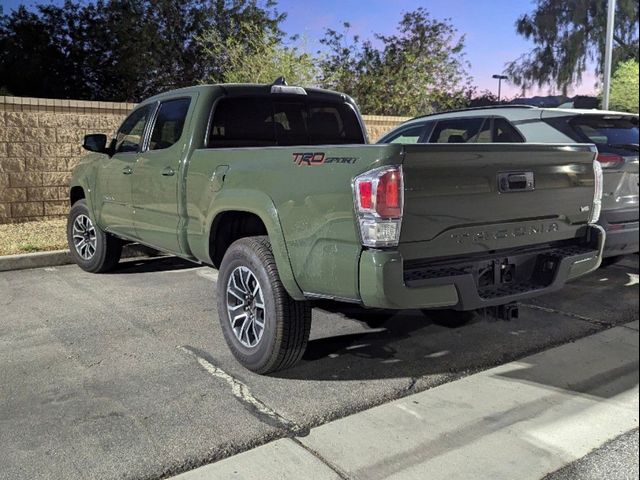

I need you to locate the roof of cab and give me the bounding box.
[140,83,352,105]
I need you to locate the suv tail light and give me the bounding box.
[589,160,603,224]
[596,153,623,168]
[353,166,403,247]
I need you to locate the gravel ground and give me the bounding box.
[0,218,66,255]
[544,429,639,480]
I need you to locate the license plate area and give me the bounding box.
[474,253,561,297]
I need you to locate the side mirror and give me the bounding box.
[83,134,108,153]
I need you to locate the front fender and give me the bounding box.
[203,189,305,301]
[69,154,101,222]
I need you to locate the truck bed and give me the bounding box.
[185,142,600,307]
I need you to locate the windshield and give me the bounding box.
[571,116,639,151]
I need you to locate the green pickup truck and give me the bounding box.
[68,81,605,373]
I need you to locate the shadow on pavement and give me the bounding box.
[273,303,501,381]
[113,255,197,274]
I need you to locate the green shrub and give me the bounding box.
[609,60,639,113]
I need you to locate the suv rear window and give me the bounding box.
[570,116,639,148]
[208,96,365,148]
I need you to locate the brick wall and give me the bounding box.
[0,96,408,224]
[362,114,410,142]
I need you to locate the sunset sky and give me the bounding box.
[1,0,601,98]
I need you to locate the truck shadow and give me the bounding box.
[273,302,494,381]
[113,255,197,274]
[273,256,638,383]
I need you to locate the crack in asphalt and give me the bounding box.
[519,303,616,328]
[405,377,419,394]
[177,345,307,437]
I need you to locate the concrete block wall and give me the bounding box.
[0,97,136,224]
[362,115,410,142]
[0,96,408,223]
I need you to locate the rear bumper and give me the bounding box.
[598,208,639,257]
[359,225,605,311]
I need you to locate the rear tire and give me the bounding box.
[217,236,311,374]
[67,199,122,273]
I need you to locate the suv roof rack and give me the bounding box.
[410,104,536,121]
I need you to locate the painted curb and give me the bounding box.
[0,245,158,272]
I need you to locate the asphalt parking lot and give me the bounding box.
[0,254,638,480]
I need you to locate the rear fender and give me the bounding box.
[204,189,304,300]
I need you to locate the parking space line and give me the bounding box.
[177,346,305,435]
[195,269,219,282]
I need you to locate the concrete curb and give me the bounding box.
[170,321,640,480]
[0,244,159,272]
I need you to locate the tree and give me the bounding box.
[198,23,318,86]
[506,0,639,94]
[318,10,474,116]
[609,59,639,113]
[467,91,502,108]
[0,0,285,101]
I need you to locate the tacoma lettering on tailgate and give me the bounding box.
[451,222,560,244]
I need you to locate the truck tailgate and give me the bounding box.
[399,143,598,259]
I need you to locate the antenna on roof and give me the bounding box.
[272,76,287,86]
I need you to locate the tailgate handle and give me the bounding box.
[499,172,535,193]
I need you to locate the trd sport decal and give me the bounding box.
[292,152,358,166]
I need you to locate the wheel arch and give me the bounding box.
[204,190,304,300]
[69,185,85,206]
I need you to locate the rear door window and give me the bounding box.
[428,118,485,143]
[461,117,524,143]
[476,119,492,143]
[493,118,524,142]
[207,95,365,148]
[570,116,639,148]
[149,98,191,151]
[385,125,426,144]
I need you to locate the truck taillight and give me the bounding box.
[358,181,373,209]
[377,170,402,217]
[353,166,403,247]
[596,153,623,168]
[589,160,603,224]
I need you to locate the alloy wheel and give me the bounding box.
[72,214,97,260]
[226,266,266,348]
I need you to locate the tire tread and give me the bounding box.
[218,235,311,374]
[67,199,122,273]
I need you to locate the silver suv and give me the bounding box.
[378,106,639,259]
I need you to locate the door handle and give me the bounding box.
[161,167,175,177]
[122,166,133,175]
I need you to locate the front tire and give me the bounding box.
[217,236,311,374]
[67,199,122,273]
